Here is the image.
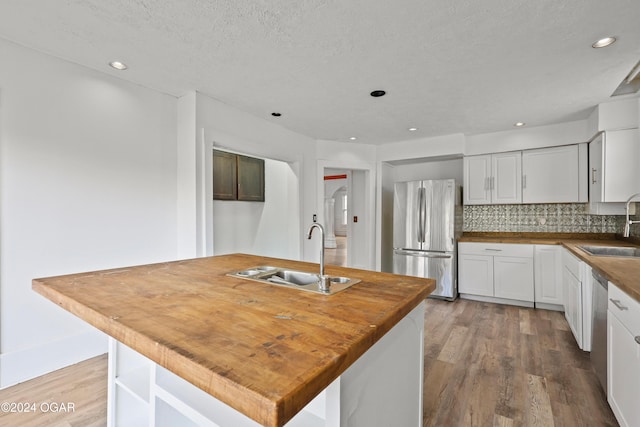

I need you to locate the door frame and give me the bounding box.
[317,160,376,270]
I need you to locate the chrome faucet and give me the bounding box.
[307,222,330,292]
[624,192,640,237]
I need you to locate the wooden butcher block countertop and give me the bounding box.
[460,232,640,303]
[32,253,434,427]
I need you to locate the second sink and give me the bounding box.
[579,245,640,258]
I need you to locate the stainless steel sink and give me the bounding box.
[227,266,360,295]
[579,245,640,258]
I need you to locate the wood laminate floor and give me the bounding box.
[423,298,618,427]
[0,354,107,426]
[0,299,618,426]
[325,235,347,267]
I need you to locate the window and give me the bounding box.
[341,194,348,225]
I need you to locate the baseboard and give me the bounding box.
[535,302,564,312]
[459,294,565,312]
[0,329,108,389]
[459,293,535,308]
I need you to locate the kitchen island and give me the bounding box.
[33,254,434,427]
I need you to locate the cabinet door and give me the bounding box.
[463,155,491,205]
[458,254,493,297]
[608,311,640,427]
[237,155,265,202]
[602,129,640,202]
[212,150,237,200]
[563,267,583,349]
[534,245,563,305]
[493,256,534,301]
[522,145,580,203]
[589,134,604,203]
[492,152,522,204]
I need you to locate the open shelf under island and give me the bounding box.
[33,253,434,427]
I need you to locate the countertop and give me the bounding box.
[460,232,640,303]
[32,253,434,427]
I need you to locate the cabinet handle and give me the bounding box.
[636,336,640,345]
[491,176,495,190]
[610,298,629,311]
[523,174,527,189]
[591,168,597,184]
[484,248,503,252]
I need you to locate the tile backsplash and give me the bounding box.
[463,203,626,234]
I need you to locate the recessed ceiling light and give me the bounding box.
[271,112,281,117]
[408,127,418,132]
[108,61,128,70]
[514,122,526,127]
[592,37,616,48]
[370,90,386,97]
[349,137,357,141]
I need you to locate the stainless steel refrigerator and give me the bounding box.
[393,179,461,300]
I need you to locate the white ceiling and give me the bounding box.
[1,0,639,145]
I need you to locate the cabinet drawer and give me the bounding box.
[458,242,533,257]
[609,283,640,336]
[562,249,581,279]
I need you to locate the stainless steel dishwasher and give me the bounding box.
[591,269,608,394]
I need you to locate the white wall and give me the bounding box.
[350,170,371,269]
[317,140,377,164]
[377,133,465,162]
[378,162,396,272]
[0,39,178,387]
[190,92,317,261]
[596,97,639,130]
[464,119,589,155]
[212,158,299,259]
[176,92,198,259]
[391,158,463,184]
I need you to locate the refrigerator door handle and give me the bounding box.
[417,187,426,243]
[394,249,452,259]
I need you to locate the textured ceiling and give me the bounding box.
[1,0,639,144]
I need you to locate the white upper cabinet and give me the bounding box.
[589,129,640,203]
[522,145,587,203]
[492,152,522,204]
[464,144,586,205]
[463,152,521,205]
[463,155,492,205]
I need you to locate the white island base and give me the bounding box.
[108,302,425,427]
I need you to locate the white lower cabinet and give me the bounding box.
[608,282,640,427]
[493,256,534,301]
[534,245,563,307]
[458,242,533,305]
[457,254,493,297]
[561,248,592,351]
[562,266,583,349]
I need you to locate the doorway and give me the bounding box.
[324,171,348,267]
[318,161,375,270]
